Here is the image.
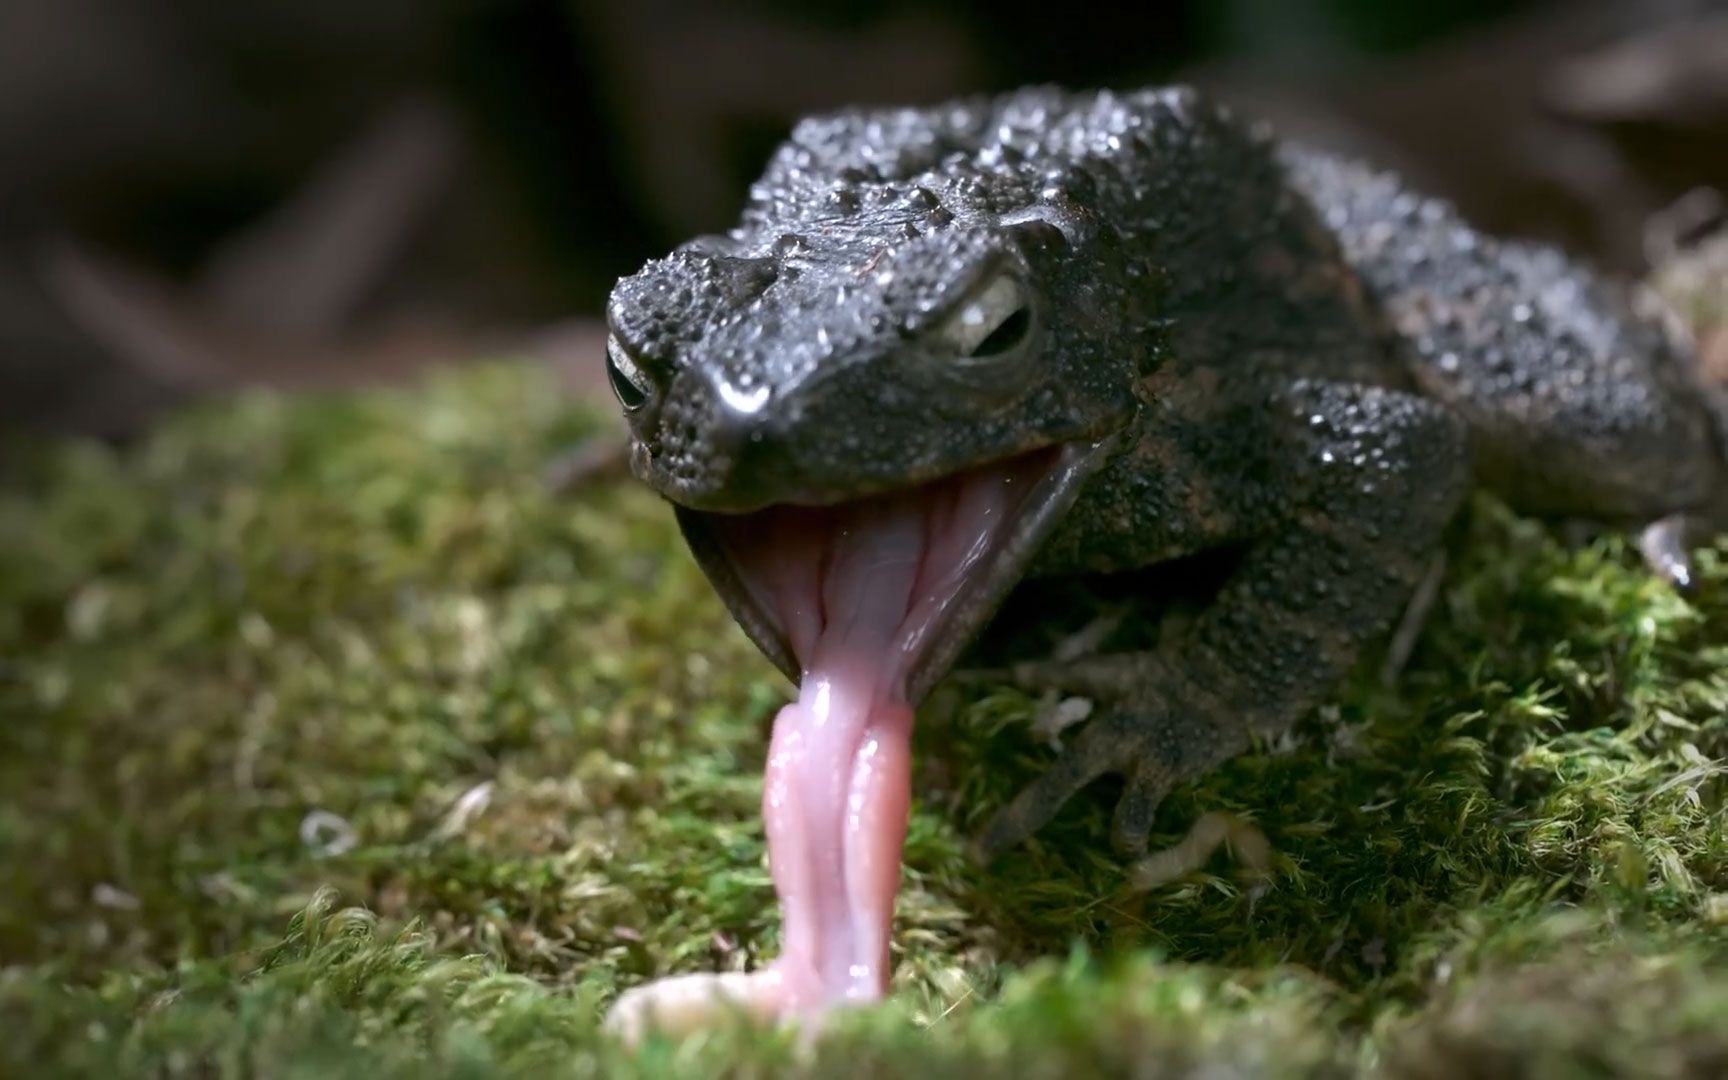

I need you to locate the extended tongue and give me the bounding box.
[754,465,1025,1011]
[610,446,1099,1038]
[764,658,913,1012]
[767,485,929,1009]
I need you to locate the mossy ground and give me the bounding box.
[1,363,1724,1077]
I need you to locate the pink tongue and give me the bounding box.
[720,453,1052,1018]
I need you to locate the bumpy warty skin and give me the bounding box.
[1283,149,1723,522]
[605,88,1198,513]
[604,82,1728,857]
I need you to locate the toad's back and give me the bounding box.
[1069,85,1725,526]
[1281,146,1724,523]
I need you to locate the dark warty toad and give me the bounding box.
[598,84,1728,1036]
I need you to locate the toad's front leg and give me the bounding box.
[980,380,1470,857]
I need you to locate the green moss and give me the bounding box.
[2,363,1724,1076]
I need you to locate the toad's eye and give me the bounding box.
[936,272,1032,359]
[606,335,653,412]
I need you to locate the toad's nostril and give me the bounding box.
[711,255,779,304]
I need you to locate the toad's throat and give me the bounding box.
[684,446,1077,1015]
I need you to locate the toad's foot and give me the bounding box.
[977,656,1247,857]
[978,381,1467,859]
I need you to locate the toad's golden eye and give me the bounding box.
[606,335,652,412]
[935,272,1032,359]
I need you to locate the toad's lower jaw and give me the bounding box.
[605,450,1063,1041]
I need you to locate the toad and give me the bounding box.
[599,85,1727,1036]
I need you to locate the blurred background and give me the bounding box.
[3,0,1726,439]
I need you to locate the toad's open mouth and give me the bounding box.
[675,438,1114,707]
[607,439,1115,1029]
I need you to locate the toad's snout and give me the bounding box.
[631,368,779,513]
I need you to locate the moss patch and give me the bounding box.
[2,363,1725,1076]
